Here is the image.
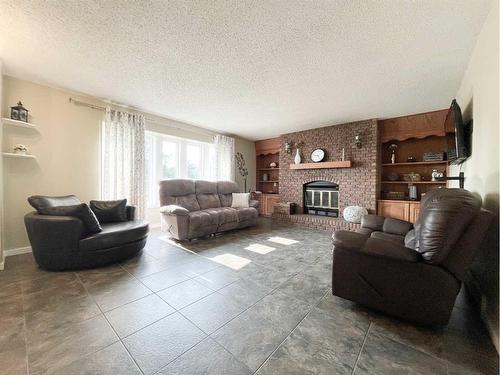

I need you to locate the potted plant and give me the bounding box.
[235,152,249,192]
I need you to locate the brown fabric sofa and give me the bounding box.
[159,179,259,240]
[332,188,494,326]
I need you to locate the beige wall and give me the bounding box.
[449,0,499,349]
[1,76,255,249]
[0,60,4,266]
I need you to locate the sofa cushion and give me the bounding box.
[370,231,405,245]
[360,215,385,231]
[235,207,258,222]
[79,220,148,252]
[197,194,221,209]
[231,193,250,208]
[417,188,482,264]
[188,210,219,229]
[28,195,81,211]
[159,179,200,211]
[90,199,128,223]
[194,180,221,209]
[205,207,238,224]
[39,203,102,236]
[217,181,239,207]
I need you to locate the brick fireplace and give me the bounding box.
[274,119,379,230]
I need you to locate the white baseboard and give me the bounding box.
[4,246,32,257]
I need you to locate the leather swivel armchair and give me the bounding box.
[24,195,149,271]
[332,188,494,326]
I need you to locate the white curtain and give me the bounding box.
[101,108,146,218]
[211,134,235,181]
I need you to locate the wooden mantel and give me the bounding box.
[289,160,352,170]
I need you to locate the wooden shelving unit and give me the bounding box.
[2,117,37,129]
[381,161,447,166]
[381,181,446,185]
[289,160,352,170]
[2,152,36,159]
[1,117,38,160]
[255,137,281,216]
[377,109,450,223]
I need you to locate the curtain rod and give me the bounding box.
[68,97,217,137]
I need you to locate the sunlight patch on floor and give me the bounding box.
[245,243,276,254]
[210,253,251,270]
[267,236,299,245]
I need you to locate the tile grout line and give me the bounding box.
[252,288,331,374]
[351,321,372,374]
[74,270,146,375]
[20,281,31,375]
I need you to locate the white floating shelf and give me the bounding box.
[3,152,37,159]
[2,117,37,129]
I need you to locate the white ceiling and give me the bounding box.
[0,1,492,140]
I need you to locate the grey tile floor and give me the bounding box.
[0,218,498,374]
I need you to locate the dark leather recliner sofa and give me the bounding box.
[332,188,494,326]
[24,195,149,271]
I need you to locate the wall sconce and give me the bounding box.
[355,134,362,148]
[284,142,292,154]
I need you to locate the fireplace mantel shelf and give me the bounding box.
[289,160,352,170]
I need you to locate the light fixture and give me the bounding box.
[284,142,292,154]
[355,134,362,148]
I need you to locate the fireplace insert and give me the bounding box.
[303,181,339,217]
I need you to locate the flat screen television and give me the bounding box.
[445,99,471,165]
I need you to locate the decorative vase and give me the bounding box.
[343,206,368,224]
[294,149,301,164]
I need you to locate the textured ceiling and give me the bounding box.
[0,0,492,140]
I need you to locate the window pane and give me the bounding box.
[186,144,202,179]
[161,141,178,179]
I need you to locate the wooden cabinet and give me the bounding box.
[255,138,281,155]
[256,137,280,195]
[379,109,448,142]
[264,195,280,216]
[255,193,280,216]
[377,200,420,223]
[409,202,420,223]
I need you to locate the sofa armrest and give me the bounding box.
[332,230,419,263]
[160,205,189,216]
[249,200,259,209]
[332,231,369,250]
[126,205,136,220]
[382,217,413,236]
[363,237,420,262]
[24,212,83,254]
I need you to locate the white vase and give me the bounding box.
[294,149,301,164]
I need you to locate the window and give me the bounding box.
[145,131,213,207]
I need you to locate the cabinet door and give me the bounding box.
[377,201,409,221]
[265,196,280,215]
[409,203,421,223]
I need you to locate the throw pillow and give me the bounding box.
[231,193,250,208]
[28,195,81,211]
[38,203,102,235]
[90,199,128,223]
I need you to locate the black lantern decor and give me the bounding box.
[11,101,29,122]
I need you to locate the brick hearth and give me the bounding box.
[274,119,379,230]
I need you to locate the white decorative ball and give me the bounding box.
[343,206,368,223]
